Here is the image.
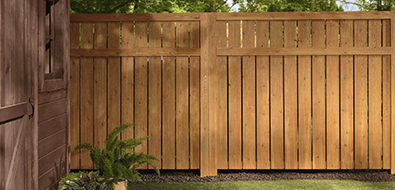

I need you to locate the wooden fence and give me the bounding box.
[70,12,395,177]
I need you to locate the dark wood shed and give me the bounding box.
[0,0,70,189]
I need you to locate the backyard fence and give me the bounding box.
[70,12,395,177]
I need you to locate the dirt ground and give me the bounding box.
[134,170,395,183]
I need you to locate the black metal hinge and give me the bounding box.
[29,98,34,119]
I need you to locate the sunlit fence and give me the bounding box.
[70,12,395,176]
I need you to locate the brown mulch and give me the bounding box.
[134,170,395,183]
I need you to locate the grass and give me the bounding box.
[128,180,395,190]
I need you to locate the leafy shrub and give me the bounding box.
[61,171,112,190]
[74,123,160,190]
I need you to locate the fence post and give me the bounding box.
[391,11,395,174]
[200,13,218,177]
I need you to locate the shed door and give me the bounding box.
[0,0,36,189]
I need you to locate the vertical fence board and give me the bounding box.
[340,19,354,169]
[297,20,312,169]
[94,22,107,152]
[368,19,381,169]
[162,21,176,169]
[134,21,149,169]
[326,20,340,169]
[121,21,135,141]
[70,22,80,169]
[284,20,297,169]
[382,19,391,169]
[391,12,395,174]
[216,21,228,169]
[176,21,189,169]
[190,21,200,169]
[354,19,368,169]
[256,20,270,169]
[312,20,326,169]
[270,20,284,169]
[107,22,121,141]
[242,20,256,169]
[228,20,242,169]
[200,13,217,176]
[80,22,94,169]
[148,21,162,169]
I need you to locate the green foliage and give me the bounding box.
[74,123,160,190]
[60,171,112,190]
[70,0,235,13]
[237,0,343,12]
[59,171,88,190]
[339,0,395,11]
[70,0,135,13]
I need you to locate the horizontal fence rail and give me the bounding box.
[70,12,395,177]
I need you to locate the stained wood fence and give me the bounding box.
[70,12,395,177]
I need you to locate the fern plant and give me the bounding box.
[74,123,160,190]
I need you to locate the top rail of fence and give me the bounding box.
[70,11,392,22]
[70,13,201,22]
[216,11,392,20]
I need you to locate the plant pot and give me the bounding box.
[113,181,127,190]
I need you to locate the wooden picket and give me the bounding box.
[69,12,395,176]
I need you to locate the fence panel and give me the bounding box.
[70,12,395,176]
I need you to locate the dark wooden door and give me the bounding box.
[0,0,37,189]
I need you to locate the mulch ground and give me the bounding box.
[133,170,395,183]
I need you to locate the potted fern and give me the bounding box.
[74,123,160,190]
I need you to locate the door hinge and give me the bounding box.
[29,98,34,119]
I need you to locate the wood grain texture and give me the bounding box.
[70,48,201,57]
[162,21,176,169]
[312,20,326,169]
[71,13,201,22]
[228,20,242,169]
[216,11,391,21]
[80,22,94,169]
[189,21,200,169]
[148,22,162,169]
[382,19,391,169]
[340,19,354,169]
[354,19,368,169]
[216,21,228,170]
[216,47,390,56]
[121,21,134,142]
[134,21,148,169]
[256,20,270,169]
[94,22,107,151]
[207,14,218,176]
[242,20,256,169]
[297,20,312,169]
[69,21,80,169]
[326,20,340,169]
[270,20,284,169]
[391,12,395,174]
[368,19,381,169]
[107,22,121,142]
[283,20,297,170]
[176,21,189,169]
